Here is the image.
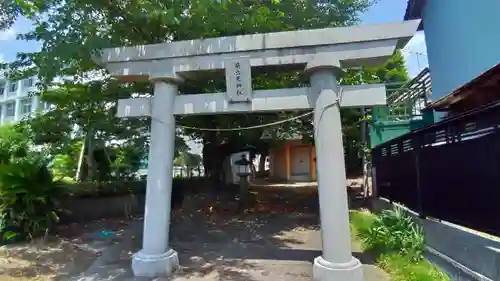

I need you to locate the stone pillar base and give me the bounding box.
[132,249,179,277]
[313,256,364,281]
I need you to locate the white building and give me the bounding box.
[0,73,48,125]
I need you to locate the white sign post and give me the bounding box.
[225,57,252,103]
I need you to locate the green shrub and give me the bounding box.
[0,124,31,163]
[0,154,67,242]
[64,177,207,199]
[357,206,425,261]
[351,210,449,281]
[350,210,377,233]
[65,180,147,198]
[51,153,77,180]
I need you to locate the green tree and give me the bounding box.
[4,0,411,183]
[17,80,151,181]
[174,151,202,177]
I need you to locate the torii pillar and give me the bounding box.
[131,75,181,277]
[306,56,363,280]
[94,19,421,281]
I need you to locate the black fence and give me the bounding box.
[372,102,500,236]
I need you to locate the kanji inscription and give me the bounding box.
[225,57,252,103]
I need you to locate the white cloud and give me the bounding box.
[0,53,4,62]
[402,31,429,78]
[0,28,15,41]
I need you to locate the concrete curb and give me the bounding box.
[426,246,492,281]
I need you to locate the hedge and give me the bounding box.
[62,177,208,198]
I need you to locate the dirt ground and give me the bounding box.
[154,186,385,281]
[0,182,387,281]
[0,239,94,280]
[0,218,133,280]
[156,212,387,281]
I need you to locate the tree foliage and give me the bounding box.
[3,0,409,181]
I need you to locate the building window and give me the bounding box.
[5,102,15,117]
[21,98,32,114]
[9,82,17,93]
[0,83,4,96]
[23,77,34,88]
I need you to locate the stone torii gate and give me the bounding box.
[96,20,420,281]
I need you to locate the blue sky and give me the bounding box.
[362,0,428,77]
[0,0,427,77]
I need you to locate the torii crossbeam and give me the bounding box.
[95,20,420,281]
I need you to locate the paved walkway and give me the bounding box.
[71,212,390,281]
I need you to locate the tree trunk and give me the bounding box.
[202,129,225,194]
[75,140,86,182]
[360,108,370,197]
[238,176,249,212]
[362,157,370,197]
[202,133,216,179]
[86,129,97,181]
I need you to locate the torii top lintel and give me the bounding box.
[96,20,420,81]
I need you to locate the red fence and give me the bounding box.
[372,102,500,236]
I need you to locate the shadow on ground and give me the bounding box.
[159,211,379,281]
[77,184,384,281]
[0,183,385,281]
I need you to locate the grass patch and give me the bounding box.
[350,209,450,281]
[350,209,376,234]
[378,253,450,281]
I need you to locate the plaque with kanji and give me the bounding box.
[225,57,252,103]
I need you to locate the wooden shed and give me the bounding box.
[268,139,316,182]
